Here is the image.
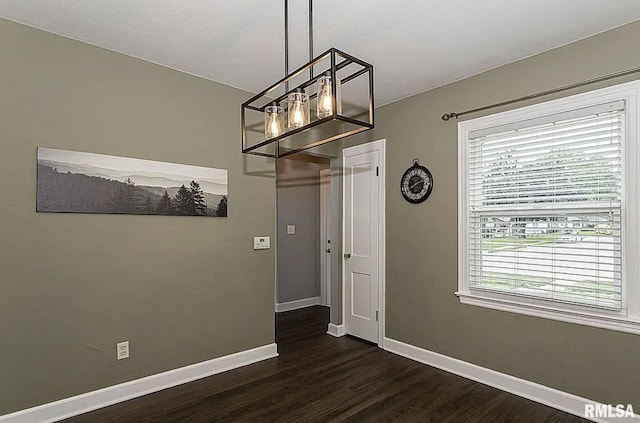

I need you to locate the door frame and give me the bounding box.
[320,168,332,307]
[341,139,386,347]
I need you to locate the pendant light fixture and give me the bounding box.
[241,0,374,158]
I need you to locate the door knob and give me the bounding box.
[326,248,331,253]
[344,253,351,258]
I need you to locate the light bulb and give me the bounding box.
[264,103,284,140]
[321,90,332,112]
[316,72,340,119]
[287,88,309,130]
[318,83,333,115]
[291,101,304,125]
[268,113,280,137]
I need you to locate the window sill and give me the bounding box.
[456,291,640,335]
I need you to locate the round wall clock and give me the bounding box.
[400,159,433,203]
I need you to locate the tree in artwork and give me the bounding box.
[156,190,173,215]
[189,181,207,216]
[173,185,193,215]
[216,195,228,217]
[111,178,141,214]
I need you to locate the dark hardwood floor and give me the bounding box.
[63,306,588,422]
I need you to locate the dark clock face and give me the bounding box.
[401,164,433,203]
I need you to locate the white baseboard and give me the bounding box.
[384,338,638,423]
[327,323,345,337]
[0,343,278,423]
[275,296,321,312]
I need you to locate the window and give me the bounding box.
[458,81,640,334]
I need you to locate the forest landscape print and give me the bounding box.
[37,148,228,217]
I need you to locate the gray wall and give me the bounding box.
[0,19,275,415]
[335,21,640,407]
[276,158,329,304]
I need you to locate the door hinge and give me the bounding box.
[376,166,379,176]
[376,310,379,321]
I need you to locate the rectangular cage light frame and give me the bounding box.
[241,48,374,158]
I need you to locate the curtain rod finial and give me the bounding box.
[441,112,457,121]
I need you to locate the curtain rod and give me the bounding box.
[441,65,640,121]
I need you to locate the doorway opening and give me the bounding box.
[275,154,332,314]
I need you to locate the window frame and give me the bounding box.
[457,80,640,335]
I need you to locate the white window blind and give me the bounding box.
[467,102,623,310]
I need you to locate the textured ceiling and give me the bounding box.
[2,1,640,106]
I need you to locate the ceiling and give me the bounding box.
[2,1,640,106]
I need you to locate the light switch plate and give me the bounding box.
[287,225,296,235]
[253,236,270,250]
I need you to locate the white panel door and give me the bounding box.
[344,146,380,343]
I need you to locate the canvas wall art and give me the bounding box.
[37,147,228,217]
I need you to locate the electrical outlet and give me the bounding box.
[117,341,129,360]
